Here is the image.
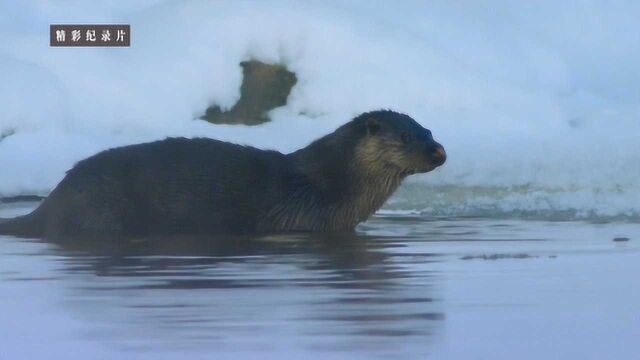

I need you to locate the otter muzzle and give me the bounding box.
[428,143,446,167]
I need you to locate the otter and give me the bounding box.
[0,110,445,239]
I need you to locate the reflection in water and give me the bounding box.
[3,210,640,359]
[39,229,443,357]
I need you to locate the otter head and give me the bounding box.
[354,110,446,176]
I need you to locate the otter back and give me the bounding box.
[1,138,296,239]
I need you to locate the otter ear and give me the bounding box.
[365,118,381,135]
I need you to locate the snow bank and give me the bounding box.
[1,1,639,218]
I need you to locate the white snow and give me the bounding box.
[1,1,639,217]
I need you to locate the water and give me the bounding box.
[1,202,639,359]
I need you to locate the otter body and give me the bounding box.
[0,110,445,239]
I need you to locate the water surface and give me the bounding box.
[1,202,639,359]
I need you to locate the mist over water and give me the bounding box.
[1,1,639,219]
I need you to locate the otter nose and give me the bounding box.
[430,146,446,166]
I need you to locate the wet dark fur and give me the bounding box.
[0,110,445,240]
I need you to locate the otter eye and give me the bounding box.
[401,132,413,144]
